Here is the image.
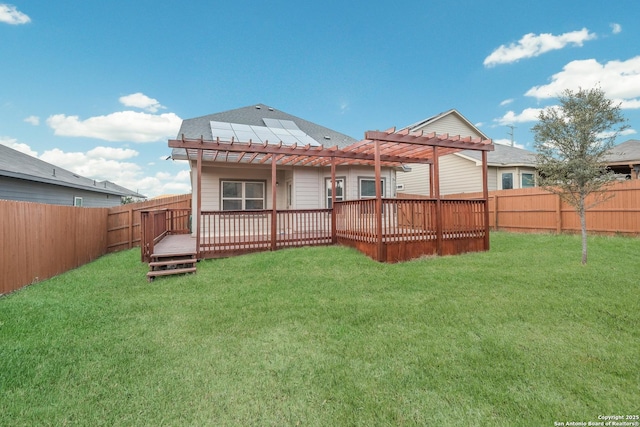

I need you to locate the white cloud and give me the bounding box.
[484,28,597,67]
[617,98,640,110]
[493,107,545,125]
[611,23,622,34]
[500,99,514,106]
[525,56,640,102]
[46,111,182,143]
[119,93,165,113]
[493,138,525,149]
[24,115,40,126]
[86,146,138,160]
[0,3,30,25]
[38,146,190,198]
[0,136,38,156]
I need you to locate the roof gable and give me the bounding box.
[176,104,358,149]
[403,109,490,140]
[0,144,144,197]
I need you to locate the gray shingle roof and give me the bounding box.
[458,143,537,166]
[605,139,640,164]
[0,144,145,198]
[173,104,358,160]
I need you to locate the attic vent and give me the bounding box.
[268,107,274,111]
[255,105,261,109]
[73,174,80,178]
[324,136,331,140]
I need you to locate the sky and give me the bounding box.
[1,0,640,198]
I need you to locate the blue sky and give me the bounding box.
[2,1,639,198]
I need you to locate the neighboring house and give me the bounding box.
[396,109,537,195]
[605,139,640,179]
[171,104,399,212]
[0,144,145,207]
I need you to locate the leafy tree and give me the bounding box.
[532,87,628,264]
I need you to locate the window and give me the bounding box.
[325,177,345,208]
[501,173,513,190]
[221,181,265,210]
[521,173,535,188]
[359,178,385,198]
[73,196,83,207]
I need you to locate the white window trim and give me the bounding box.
[358,177,386,199]
[220,180,266,211]
[73,196,83,207]
[325,177,346,208]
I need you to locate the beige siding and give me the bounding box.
[190,163,397,212]
[413,114,483,137]
[397,163,431,195]
[293,168,322,209]
[439,155,483,194]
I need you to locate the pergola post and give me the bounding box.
[331,157,337,244]
[271,156,277,251]
[482,150,490,250]
[196,148,202,259]
[432,145,443,256]
[375,139,383,261]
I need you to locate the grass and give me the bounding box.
[0,232,638,426]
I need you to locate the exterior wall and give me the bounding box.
[439,155,483,195]
[0,176,123,207]
[191,162,397,212]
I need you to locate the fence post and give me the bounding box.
[494,195,499,230]
[556,195,562,234]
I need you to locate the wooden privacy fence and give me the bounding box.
[1,201,108,295]
[1,194,192,295]
[402,179,640,236]
[107,194,191,252]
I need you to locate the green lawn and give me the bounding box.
[1,232,638,426]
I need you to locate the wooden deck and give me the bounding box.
[141,198,490,265]
[152,234,197,257]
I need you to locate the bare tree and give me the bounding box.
[532,87,628,264]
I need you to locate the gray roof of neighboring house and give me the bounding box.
[605,139,640,164]
[0,144,146,198]
[172,103,358,159]
[457,143,537,167]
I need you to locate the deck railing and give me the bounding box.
[140,200,487,262]
[198,208,332,257]
[334,198,486,242]
[140,208,191,262]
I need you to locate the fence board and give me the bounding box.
[107,194,191,252]
[407,180,640,236]
[2,194,192,295]
[1,201,108,295]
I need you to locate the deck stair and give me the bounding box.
[147,252,197,281]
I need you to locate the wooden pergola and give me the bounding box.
[165,127,494,262]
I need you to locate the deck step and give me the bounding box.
[147,266,197,280]
[147,254,197,282]
[149,258,197,268]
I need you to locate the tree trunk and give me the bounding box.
[579,197,587,265]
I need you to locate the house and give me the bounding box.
[149,103,493,270]
[0,143,145,207]
[605,139,640,179]
[171,104,400,213]
[396,109,537,195]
